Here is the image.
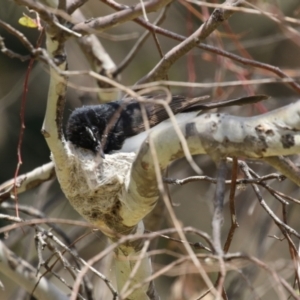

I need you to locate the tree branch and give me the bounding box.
[72,0,173,33]
[55,99,300,237]
[137,0,245,83]
[0,162,55,201]
[0,241,68,300]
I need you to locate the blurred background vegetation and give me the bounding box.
[1,0,300,299]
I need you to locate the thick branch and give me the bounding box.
[124,100,300,226]
[73,8,120,101]
[41,31,70,187]
[55,99,300,234]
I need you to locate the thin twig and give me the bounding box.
[224,157,239,253]
[67,0,89,14]
[114,4,169,76]
[103,0,300,93]
[239,162,300,239]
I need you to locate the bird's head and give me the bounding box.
[66,106,106,158]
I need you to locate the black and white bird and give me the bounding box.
[66,94,268,157]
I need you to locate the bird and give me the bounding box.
[66,94,268,158]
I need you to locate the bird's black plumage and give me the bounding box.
[66,94,268,156]
[66,95,207,154]
[66,101,135,155]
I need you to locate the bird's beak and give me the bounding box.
[96,142,105,159]
[85,126,106,159]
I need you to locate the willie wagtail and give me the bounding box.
[66,94,268,157]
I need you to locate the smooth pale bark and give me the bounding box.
[125,101,300,226]
[59,100,300,299]
[57,100,300,239]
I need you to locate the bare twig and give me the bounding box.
[0,36,30,61]
[239,162,300,239]
[137,0,245,83]
[163,173,285,186]
[67,0,89,14]
[114,4,169,76]
[0,162,55,201]
[70,227,218,300]
[104,0,300,93]
[224,158,239,253]
[72,0,173,33]
[0,241,68,300]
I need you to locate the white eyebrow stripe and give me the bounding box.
[85,127,97,142]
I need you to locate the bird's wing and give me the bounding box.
[143,95,210,128]
[125,94,269,135]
